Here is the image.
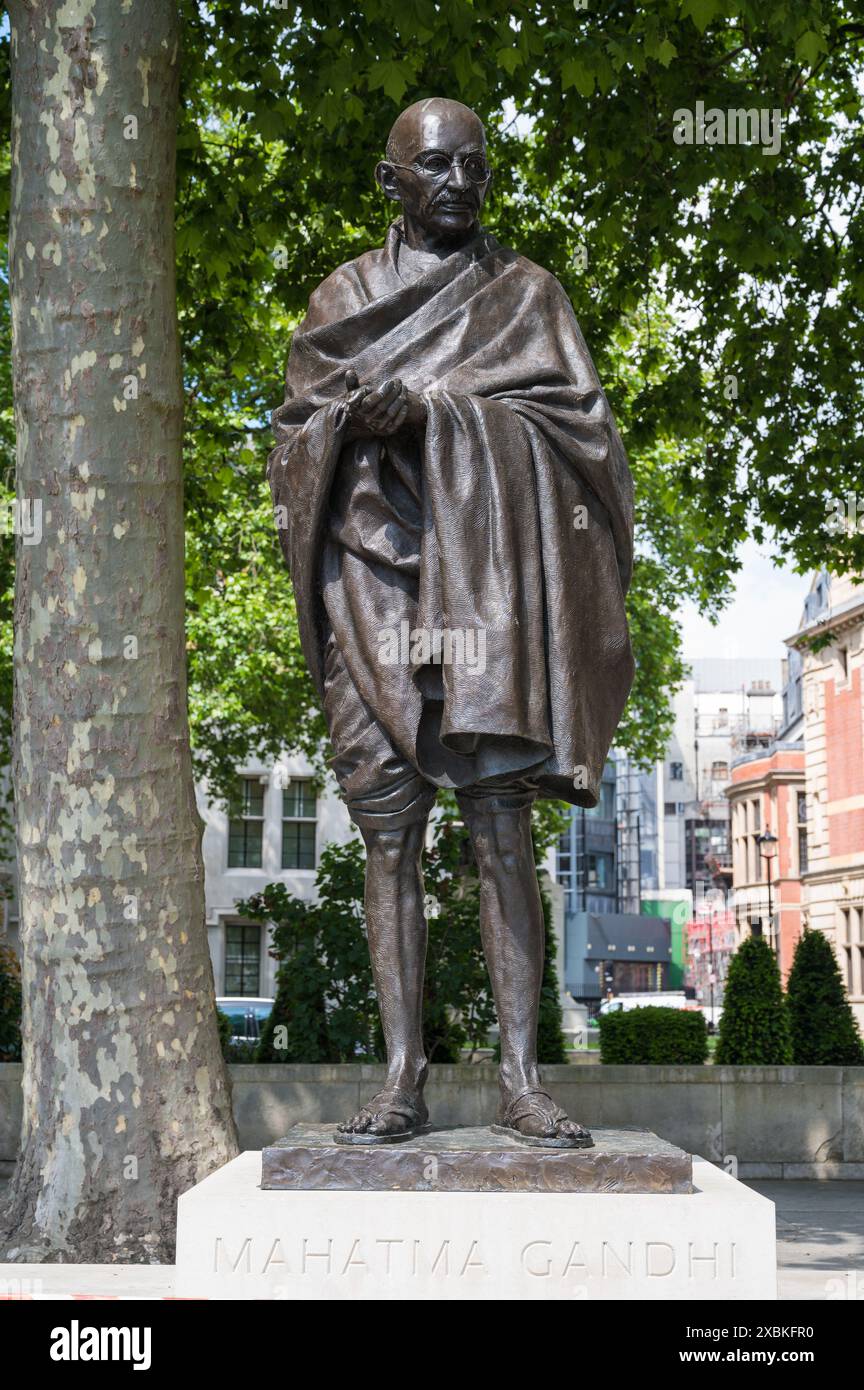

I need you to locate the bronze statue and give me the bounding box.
[269,98,634,1148]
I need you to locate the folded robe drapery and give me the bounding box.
[269,223,635,808]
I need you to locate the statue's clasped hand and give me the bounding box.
[343,369,426,438]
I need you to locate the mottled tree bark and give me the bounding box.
[2,0,238,1262]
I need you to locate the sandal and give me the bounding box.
[491,1086,594,1149]
[334,1087,431,1145]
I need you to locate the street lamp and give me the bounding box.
[756,831,779,962]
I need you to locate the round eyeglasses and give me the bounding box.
[390,151,491,184]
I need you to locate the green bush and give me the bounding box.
[215,1006,237,1061]
[253,884,338,1064]
[238,817,501,1064]
[597,1006,708,1064]
[536,881,568,1064]
[714,935,792,1065]
[786,929,864,1065]
[0,943,22,1062]
[420,810,497,1063]
[215,1006,232,1056]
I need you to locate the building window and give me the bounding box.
[281,780,317,870]
[752,799,761,833]
[227,778,265,868]
[749,830,760,883]
[585,778,616,819]
[556,833,573,910]
[711,760,729,781]
[797,792,808,874]
[224,923,261,996]
[670,761,683,781]
[664,801,677,817]
[587,852,614,890]
[687,818,731,887]
[840,909,863,998]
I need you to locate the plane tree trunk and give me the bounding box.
[2,0,238,1263]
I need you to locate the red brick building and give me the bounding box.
[787,573,864,1027]
[727,744,806,979]
[685,902,737,1016]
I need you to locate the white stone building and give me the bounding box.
[200,755,355,999]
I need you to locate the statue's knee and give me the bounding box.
[464,810,527,874]
[498,847,523,876]
[364,824,422,875]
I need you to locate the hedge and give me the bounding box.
[597,1006,709,1064]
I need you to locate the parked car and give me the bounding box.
[216,997,274,1046]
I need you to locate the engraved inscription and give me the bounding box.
[213,1234,739,1282]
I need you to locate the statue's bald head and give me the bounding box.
[385,98,486,165]
[377,98,490,247]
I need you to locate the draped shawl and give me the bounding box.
[269,223,635,807]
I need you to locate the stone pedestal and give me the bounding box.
[175,1127,777,1300]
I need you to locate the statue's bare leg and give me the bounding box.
[337,820,430,1139]
[463,801,591,1145]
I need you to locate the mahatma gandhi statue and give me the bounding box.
[269,98,634,1148]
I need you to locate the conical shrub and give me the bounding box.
[714,934,792,1064]
[786,929,864,1065]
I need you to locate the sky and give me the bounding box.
[677,538,808,664]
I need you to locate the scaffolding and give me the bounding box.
[615,755,642,915]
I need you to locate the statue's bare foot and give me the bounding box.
[334,1086,430,1145]
[493,1086,593,1149]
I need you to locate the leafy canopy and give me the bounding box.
[2,3,863,802]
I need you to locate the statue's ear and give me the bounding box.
[375,160,401,203]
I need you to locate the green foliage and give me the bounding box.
[215,1006,233,1059]
[0,942,21,1062]
[238,805,568,1064]
[529,803,576,1064]
[4,4,864,792]
[598,1006,709,1064]
[421,808,498,1062]
[786,929,864,1066]
[536,881,568,1065]
[239,826,500,1063]
[486,857,569,1065]
[714,935,793,1065]
[241,838,376,1063]
[169,0,864,787]
[530,798,571,862]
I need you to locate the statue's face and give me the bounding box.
[377,104,491,241]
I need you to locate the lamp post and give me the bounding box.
[756,830,779,964]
